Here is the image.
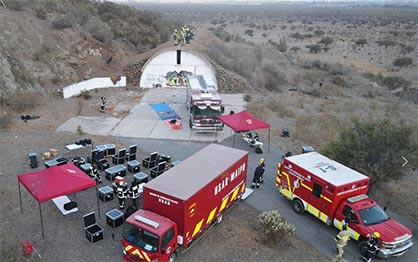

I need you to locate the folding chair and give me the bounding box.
[126,145,137,161]
[150,161,166,178]
[112,148,126,165]
[142,152,159,169]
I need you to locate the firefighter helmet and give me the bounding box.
[259,158,265,164]
[373,232,380,238]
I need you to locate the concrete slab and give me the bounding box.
[110,116,157,138]
[57,88,245,143]
[57,116,121,136]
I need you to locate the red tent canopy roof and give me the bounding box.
[218,110,270,132]
[18,163,96,203]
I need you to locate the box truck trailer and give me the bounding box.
[121,144,248,262]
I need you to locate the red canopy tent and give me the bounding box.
[218,110,271,152]
[18,163,99,238]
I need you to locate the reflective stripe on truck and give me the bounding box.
[187,181,245,239]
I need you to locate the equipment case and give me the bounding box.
[83,212,103,243]
[106,209,124,228]
[98,186,114,202]
[127,160,141,173]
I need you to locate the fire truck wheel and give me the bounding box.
[216,214,223,224]
[189,117,193,129]
[292,199,304,214]
[168,252,177,262]
[358,241,368,257]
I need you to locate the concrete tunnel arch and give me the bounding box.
[139,48,217,88]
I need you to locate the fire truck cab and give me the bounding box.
[186,75,224,132]
[276,152,413,258]
[121,210,178,262]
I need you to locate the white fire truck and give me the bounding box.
[186,75,224,132]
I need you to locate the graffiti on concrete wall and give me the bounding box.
[166,70,193,87]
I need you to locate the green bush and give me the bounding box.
[363,73,411,91]
[213,27,233,42]
[244,29,254,37]
[355,38,367,47]
[382,76,411,90]
[258,210,295,244]
[306,44,322,53]
[321,119,418,186]
[278,37,288,53]
[393,57,413,68]
[319,36,334,46]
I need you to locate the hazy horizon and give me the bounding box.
[111,0,418,3]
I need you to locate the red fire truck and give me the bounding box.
[276,152,413,258]
[121,144,248,262]
[186,75,224,132]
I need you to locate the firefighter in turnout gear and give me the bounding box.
[334,222,351,258]
[251,163,264,189]
[361,232,381,262]
[116,181,128,209]
[172,29,179,46]
[258,158,265,183]
[129,181,140,210]
[100,97,106,113]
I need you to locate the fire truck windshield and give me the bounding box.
[193,105,221,117]
[358,205,389,226]
[123,223,159,252]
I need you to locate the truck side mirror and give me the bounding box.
[383,206,387,212]
[221,105,225,113]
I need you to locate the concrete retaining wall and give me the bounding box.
[63,77,126,98]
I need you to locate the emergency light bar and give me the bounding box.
[135,215,159,228]
[347,194,368,203]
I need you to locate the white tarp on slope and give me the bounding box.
[63,77,126,98]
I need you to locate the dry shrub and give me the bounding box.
[89,22,114,44]
[299,70,327,86]
[267,96,295,118]
[52,13,76,29]
[0,111,13,129]
[260,64,287,92]
[333,76,346,87]
[78,89,92,100]
[212,27,233,42]
[292,114,316,144]
[258,210,295,244]
[246,101,270,122]
[4,0,26,11]
[243,94,252,102]
[5,92,42,112]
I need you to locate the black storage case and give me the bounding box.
[133,172,148,184]
[105,165,126,181]
[98,186,114,202]
[83,212,103,243]
[127,160,141,173]
[106,209,124,228]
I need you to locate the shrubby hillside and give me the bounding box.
[0,0,178,99]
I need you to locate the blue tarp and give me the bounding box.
[149,103,180,120]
